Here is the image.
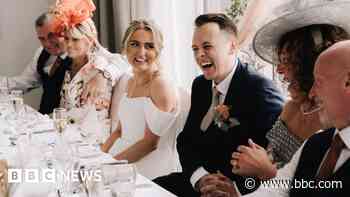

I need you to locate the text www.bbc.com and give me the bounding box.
[244,177,343,190]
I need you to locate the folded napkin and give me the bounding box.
[27,120,55,133]
[77,144,101,159]
[79,150,117,166]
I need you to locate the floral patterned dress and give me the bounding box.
[60,56,113,140]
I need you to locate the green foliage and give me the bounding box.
[226,0,249,23]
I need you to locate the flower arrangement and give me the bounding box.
[226,0,249,23]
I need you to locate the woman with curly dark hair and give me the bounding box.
[230,24,349,180]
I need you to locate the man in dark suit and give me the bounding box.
[205,40,350,197]
[153,13,284,196]
[1,12,119,114]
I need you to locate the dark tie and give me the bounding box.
[200,86,220,131]
[49,56,62,76]
[316,134,344,179]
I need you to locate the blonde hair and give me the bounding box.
[121,19,163,56]
[121,19,164,79]
[65,18,101,63]
[67,18,97,40]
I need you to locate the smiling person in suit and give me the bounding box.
[217,39,350,197]
[200,1,350,196]
[0,10,124,114]
[153,13,284,196]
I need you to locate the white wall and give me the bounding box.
[0,0,50,109]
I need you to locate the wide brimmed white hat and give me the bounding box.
[253,0,350,64]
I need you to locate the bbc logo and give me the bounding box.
[8,168,102,183]
[8,169,56,183]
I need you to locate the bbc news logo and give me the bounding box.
[8,168,102,183]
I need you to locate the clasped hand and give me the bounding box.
[231,139,277,180]
[197,172,238,197]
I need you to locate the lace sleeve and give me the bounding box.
[266,117,303,168]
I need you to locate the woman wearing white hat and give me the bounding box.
[230,0,350,181]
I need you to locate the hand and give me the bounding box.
[198,173,238,197]
[94,97,110,111]
[0,160,8,197]
[231,139,277,180]
[81,71,108,105]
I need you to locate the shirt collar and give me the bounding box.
[337,126,350,149]
[59,53,68,59]
[213,57,238,96]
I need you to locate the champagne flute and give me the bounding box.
[0,86,10,117]
[10,90,24,119]
[53,108,68,134]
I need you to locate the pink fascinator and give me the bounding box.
[48,0,96,35]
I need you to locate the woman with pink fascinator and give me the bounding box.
[49,0,129,141]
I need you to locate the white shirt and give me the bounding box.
[2,47,55,93]
[1,47,125,93]
[214,58,238,103]
[190,58,238,188]
[243,126,350,197]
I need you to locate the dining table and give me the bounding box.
[0,104,177,197]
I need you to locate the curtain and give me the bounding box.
[93,0,280,90]
[92,0,118,52]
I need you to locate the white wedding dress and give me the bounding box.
[109,74,189,179]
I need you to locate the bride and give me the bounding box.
[101,19,183,179]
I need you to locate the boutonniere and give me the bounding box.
[214,104,240,131]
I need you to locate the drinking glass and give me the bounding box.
[6,126,18,147]
[85,164,104,197]
[84,131,103,152]
[103,163,137,197]
[0,77,9,95]
[0,86,9,102]
[53,108,68,134]
[10,90,24,118]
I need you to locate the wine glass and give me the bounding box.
[53,108,68,134]
[83,164,105,197]
[0,77,9,100]
[84,131,103,152]
[0,86,9,102]
[5,126,18,147]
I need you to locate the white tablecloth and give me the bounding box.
[0,105,176,197]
